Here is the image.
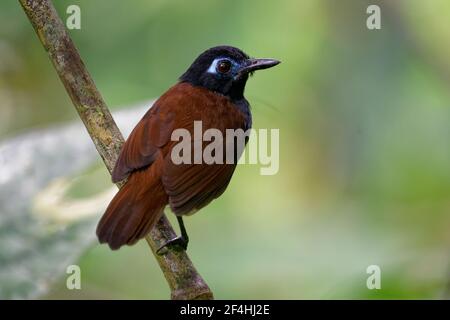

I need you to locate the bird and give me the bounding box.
[96,45,280,251]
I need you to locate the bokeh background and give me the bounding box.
[1,0,450,299]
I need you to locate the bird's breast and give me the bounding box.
[233,98,252,131]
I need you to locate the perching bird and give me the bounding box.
[97,45,280,251]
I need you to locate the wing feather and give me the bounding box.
[111,100,175,182]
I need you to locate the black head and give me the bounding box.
[180,46,280,101]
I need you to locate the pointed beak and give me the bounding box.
[238,58,281,77]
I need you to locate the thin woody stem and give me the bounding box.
[18,0,213,300]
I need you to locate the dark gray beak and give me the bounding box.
[237,58,281,78]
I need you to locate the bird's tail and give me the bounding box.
[96,166,168,250]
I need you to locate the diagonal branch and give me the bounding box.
[18,0,213,300]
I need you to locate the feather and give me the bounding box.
[97,82,249,249]
[97,155,167,250]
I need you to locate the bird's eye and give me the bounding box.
[216,60,232,74]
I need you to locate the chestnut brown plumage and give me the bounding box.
[97,46,280,250]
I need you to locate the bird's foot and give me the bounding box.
[156,236,189,255]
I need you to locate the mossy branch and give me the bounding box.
[18,0,213,300]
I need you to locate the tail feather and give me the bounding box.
[97,167,168,250]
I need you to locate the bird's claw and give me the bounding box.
[156,236,188,255]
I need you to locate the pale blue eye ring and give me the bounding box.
[207,58,237,76]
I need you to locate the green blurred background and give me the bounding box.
[1,0,450,299]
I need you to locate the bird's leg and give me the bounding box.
[156,216,189,255]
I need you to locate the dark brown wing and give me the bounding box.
[162,162,237,215]
[159,83,248,215]
[111,97,176,183]
[112,82,248,218]
[99,84,188,249]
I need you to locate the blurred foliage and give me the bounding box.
[0,0,449,299]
